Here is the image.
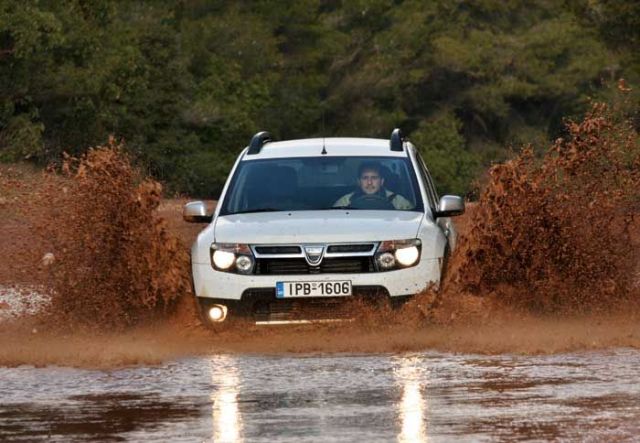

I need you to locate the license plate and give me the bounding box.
[276,280,352,298]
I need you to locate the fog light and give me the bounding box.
[376,252,396,270]
[235,255,254,274]
[208,305,228,322]
[212,250,235,270]
[395,246,419,266]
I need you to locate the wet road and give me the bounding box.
[2,349,640,442]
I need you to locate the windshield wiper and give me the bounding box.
[230,208,282,215]
[323,205,353,210]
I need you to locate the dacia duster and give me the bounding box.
[184,129,464,326]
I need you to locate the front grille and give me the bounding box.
[255,257,375,275]
[326,244,375,253]
[254,246,302,254]
[254,298,351,322]
[241,286,390,322]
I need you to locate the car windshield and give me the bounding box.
[220,156,424,215]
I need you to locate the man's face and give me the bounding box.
[358,168,384,195]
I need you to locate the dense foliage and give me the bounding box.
[1,0,638,196]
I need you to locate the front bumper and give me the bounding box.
[191,256,442,301]
[198,286,412,323]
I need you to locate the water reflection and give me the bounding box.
[210,355,243,442]
[395,356,428,443]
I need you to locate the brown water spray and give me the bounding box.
[457,101,640,313]
[33,139,192,330]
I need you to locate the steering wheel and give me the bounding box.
[349,193,395,210]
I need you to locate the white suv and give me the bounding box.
[184,129,464,326]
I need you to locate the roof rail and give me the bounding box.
[390,128,405,151]
[247,131,272,155]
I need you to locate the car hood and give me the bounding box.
[214,210,424,244]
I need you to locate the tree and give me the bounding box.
[0,0,634,196]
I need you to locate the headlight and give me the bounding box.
[376,252,396,270]
[395,246,420,266]
[212,250,235,269]
[210,243,254,274]
[235,255,255,274]
[375,239,421,271]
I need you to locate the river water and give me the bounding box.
[2,348,640,442]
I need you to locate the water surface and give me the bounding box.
[2,349,640,441]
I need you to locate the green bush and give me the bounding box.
[411,113,480,196]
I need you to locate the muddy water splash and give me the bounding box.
[11,140,193,331]
[456,102,640,313]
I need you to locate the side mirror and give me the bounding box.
[434,195,464,218]
[183,201,212,223]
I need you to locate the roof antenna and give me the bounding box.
[321,109,327,155]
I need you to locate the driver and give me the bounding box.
[333,162,413,209]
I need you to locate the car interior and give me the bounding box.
[226,157,420,213]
